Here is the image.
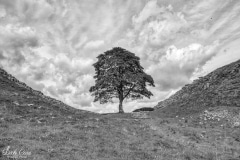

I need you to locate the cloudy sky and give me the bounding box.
[0,0,240,113]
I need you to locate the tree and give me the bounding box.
[89,47,155,113]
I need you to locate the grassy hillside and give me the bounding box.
[152,59,240,118]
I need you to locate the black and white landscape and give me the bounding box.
[0,0,240,160]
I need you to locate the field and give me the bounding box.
[1,106,240,160]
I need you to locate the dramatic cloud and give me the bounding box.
[0,0,240,113]
[147,41,220,90]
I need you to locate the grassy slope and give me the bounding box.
[152,59,240,118]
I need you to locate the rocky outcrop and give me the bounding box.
[154,59,240,117]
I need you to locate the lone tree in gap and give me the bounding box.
[89,47,155,113]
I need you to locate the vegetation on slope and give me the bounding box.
[153,59,240,118]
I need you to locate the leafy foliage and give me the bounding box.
[89,47,155,112]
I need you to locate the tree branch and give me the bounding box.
[123,84,135,99]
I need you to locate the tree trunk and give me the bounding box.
[118,84,124,113]
[119,98,124,113]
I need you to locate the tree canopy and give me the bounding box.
[89,47,155,113]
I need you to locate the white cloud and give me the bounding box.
[132,0,165,25]
[0,5,6,18]
[84,40,105,49]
